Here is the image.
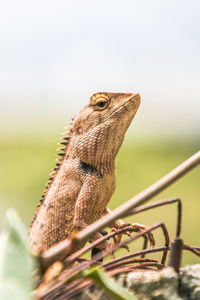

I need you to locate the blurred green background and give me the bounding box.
[0,0,200,267]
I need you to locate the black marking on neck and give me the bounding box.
[79,161,96,173]
[79,161,102,177]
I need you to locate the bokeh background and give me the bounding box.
[0,0,200,265]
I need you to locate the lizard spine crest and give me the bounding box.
[29,123,73,229]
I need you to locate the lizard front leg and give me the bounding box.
[72,176,111,251]
[103,208,155,248]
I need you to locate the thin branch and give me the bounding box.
[61,223,169,285]
[36,246,169,299]
[104,258,158,271]
[183,244,200,256]
[141,235,148,258]
[63,226,136,267]
[125,198,182,238]
[101,246,169,269]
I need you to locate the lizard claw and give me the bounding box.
[119,243,130,252]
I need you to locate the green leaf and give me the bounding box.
[82,267,138,300]
[0,209,36,300]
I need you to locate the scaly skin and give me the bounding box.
[28,92,141,253]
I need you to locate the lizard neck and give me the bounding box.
[97,160,115,175]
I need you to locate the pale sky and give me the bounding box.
[0,0,200,137]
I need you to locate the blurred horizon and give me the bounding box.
[0,0,200,137]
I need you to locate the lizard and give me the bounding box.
[28,92,153,254]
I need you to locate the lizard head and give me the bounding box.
[70,92,141,171]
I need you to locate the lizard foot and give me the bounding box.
[90,231,112,252]
[93,238,116,259]
[96,238,112,250]
[111,220,155,249]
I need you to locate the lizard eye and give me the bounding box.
[90,93,110,111]
[94,99,109,110]
[96,101,107,108]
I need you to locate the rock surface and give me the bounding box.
[75,265,200,300]
[125,267,180,300]
[179,265,200,300]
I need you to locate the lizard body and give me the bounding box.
[28,92,141,253]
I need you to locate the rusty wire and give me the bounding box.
[36,222,171,299]
[36,240,200,300]
[35,194,200,300]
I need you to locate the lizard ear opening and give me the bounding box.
[76,125,83,135]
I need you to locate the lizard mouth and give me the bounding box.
[109,93,141,118]
[124,93,141,104]
[122,93,141,113]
